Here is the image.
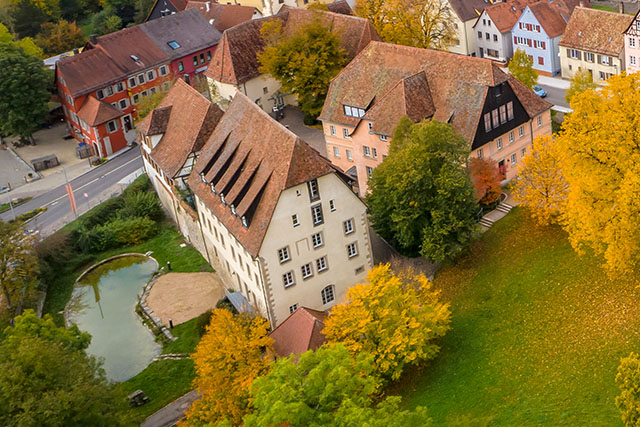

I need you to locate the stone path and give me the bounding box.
[479,193,517,230]
[141,390,200,427]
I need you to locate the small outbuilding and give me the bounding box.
[30,154,59,171]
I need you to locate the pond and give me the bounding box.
[67,255,161,382]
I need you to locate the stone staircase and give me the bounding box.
[495,200,513,214]
[479,195,514,230]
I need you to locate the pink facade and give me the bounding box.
[624,15,640,74]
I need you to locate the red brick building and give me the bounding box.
[56,9,221,157]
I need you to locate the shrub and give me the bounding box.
[196,310,213,337]
[79,197,122,230]
[119,191,162,221]
[122,174,151,196]
[109,216,156,246]
[75,224,118,253]
[616,352,640,426]
[36,228,74,268]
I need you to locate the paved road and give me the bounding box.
[0,147,143,236]
[539,84,569,109]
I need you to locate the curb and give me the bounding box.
[140,273,177,342]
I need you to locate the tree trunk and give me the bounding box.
[1,284,13,312]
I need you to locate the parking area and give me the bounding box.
[0,147,33,191]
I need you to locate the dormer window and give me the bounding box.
[343,105,365,118]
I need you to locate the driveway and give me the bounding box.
[279,107,327,157]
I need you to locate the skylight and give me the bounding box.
[168,40,180,49]
[130,54,140,62]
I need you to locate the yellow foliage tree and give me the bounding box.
[557,72,640,274]
[512,135,567,225]
[355,0,456,50]
[324,264,451,381]
[182,309,274,426]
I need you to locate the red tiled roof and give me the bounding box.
[559,6,631,56]
[320,41,551,142]
[527,2,567,38]
[481,0,534,33]
[269,307,327,357]
[186,0,259,32]
[76,96,122,126]
[205,7,380,85]
[188,92,337,257]
[140,79,224,178]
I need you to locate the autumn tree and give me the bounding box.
[0,43,50,142]
[616,352,640,426]
[183,309,274,426]
[468,157,502,205]
[0,221,38,318]
[512,135,567,225]
[0,310,127,425]
[258,18,346,120]
[509,48,538,89]
[367,117,478,262]
[35,19,85,56]
[324,264,450,380]
[556,73,640,274]
[565,67,597,105]
[355,0,456,50]
[244,343,430,426]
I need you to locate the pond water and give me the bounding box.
[67,255,161,382]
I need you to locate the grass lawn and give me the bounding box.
[593,4,614,11]
[397,208,639,426]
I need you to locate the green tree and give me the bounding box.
[10,0,50,38]
[133,0,154,23]
[258,18,346,121]
[35,19,86,56]
[0,221,38,317]
[244,344,430,426]
[92,8,122,35]
[0,310,127,426]
[324,264,451,380]
[136,88,167,120]
[508,48,538,89]
[565,67,597,105]
[104,0,136,25]
[15,36,43,57]
[367,117,478,262]
[616,352,640,426]
[0,43,50,142]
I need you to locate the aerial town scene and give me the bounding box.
[1,0,640,424]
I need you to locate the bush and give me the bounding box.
[119,191,162,221]
[75,224,118,253]
[109,216,156,246]
[36,228,74,268]
[79,197,123,230]
[123,175,151,196]
[196,310,213,337]
[215,297,236,314]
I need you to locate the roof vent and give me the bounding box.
[512,6,516,11]
[230,204,237,217]
[578,31,582,36]
[241,216,248,228]
[209,19,215,25]
[200,172,207,183]
[210,182,216,194]
[130,54,140,63]
[608,36,613,42]
[220,193,226,206]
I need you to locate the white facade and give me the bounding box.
[447,14,478,56]
[209,74,297,113]
[474,11,514,62]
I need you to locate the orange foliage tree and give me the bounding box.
[468,157,502,205]
[324,264,451,381]
[182,309,274,426]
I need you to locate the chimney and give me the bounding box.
[620,2,624,13]
[206,1,210,12]
[72,48,79,54]
[89,34,97,45]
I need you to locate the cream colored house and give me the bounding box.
[205,6,379,113]
[189,93,373,326]
[446,0,494,56]
[559,7,631,83]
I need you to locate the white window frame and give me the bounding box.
[292,214,299,227]
[329,200,336,211]
[289,303,298,314]
[363,146,371,157]
[343,128,350,139]
[321,285,335,305]
[333,146,340,158]
[346,150,352,161]
[316,256,328,272]
[497,138,503,150]
[330,125,336,136]
[106,120,119,133]
[278,246,290,264]
[283,271,295,288]
[509,131,514,143]
[511,153,517,165]
[312,232,323,248]
[343,219,354,235]
[159,65,169,76]
[311,204,324,226]
[347,242,358,258]
[519,126,524,137]
[366,166,373,178]
[301,263,313,279]
[537,116,542,127]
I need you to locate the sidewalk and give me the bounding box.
[537,75,570,90]
[141,390,200,427]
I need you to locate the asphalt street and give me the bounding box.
[0,147,143,235]
[538,84,569,110]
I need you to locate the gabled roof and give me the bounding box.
[269,307,327,357]
[146,0,188,20]
[326,0,353,15]
[524,2,567,38]
[205,6,380,86]
[140,79,224,178]
[320,41,551,143]
[139,8,222,60]
[186,1,259,32]
[188,92,337,257]
[76,96,122,126]
[448,0,490,22]
[559,6,631,56]
[479,0,533,33]
[624,9,640,34]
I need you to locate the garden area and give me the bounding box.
[395,207,640,425]
[37,175,213,421]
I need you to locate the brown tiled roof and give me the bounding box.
[188,92,337,257]
[527,2,567,38]
[481,0,534,33]
[140,9,222,60]
[204,7,380,85]
[57,49,127,98]
[559,7,631,56]
[320,41,551,143]
[449,0,489,22]
[269,307,327,357]
[326,0,353,15]
[142,79,224,178]
[76,96,122,126]
[186,1,259,32]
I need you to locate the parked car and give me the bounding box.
[533,85,547,98]
[0,185,9,194]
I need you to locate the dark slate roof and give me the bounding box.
[320,41,551,142]
[269,307,327,358]
[188,92,338,257]
[140,79,224,178]
[204,6,380,85]
[140,8,222,59]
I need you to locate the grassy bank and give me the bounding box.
[397,208,638,425]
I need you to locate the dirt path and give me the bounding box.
[146,272,226,326]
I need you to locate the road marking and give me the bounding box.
[45,155,141,207]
